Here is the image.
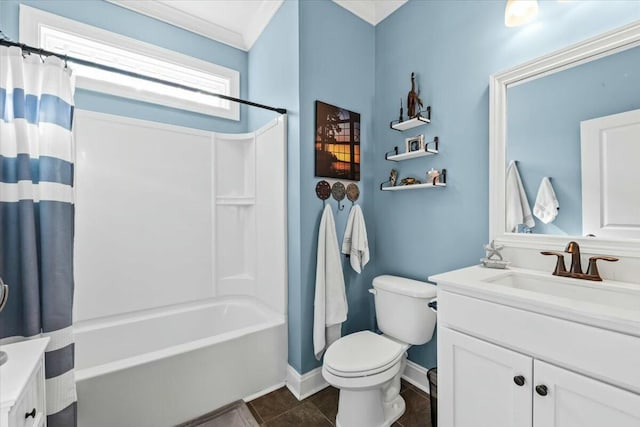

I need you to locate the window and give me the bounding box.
[20,5,240,120]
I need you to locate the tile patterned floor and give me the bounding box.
[246,380,433,427]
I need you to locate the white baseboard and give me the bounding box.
[285,365,329,401]
[401,360,431,395]
[243,381,286,402]
[284,360,432,401]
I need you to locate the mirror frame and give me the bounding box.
[489,20,640,257]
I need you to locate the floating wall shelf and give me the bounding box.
[389,106,431,131]
[380,168,447,191]
[381,182,446,191]
[386,137,439,161]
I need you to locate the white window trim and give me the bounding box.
[19,5,240,121]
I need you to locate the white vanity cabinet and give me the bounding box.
[432,266,640,427]
[0,338,49,427]
[439,327,640,427]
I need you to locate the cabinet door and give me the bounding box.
[533,360,640,427]
[439,328,533,427]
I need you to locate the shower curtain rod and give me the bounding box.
[0,38,287,115]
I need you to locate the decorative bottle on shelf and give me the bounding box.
[407,72,423,118]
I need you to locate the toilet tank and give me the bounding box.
[372,275,437,345]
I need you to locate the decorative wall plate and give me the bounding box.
[331,182,346,201]
[346,183,360,203]
[315,180,331,200]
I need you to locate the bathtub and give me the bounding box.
[74,297,287,427]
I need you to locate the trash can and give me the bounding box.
[427,367,438,427]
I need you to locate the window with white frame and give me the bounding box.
[20,5,240,120]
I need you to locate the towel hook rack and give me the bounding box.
[315,180,331,206]
[331,182,346,211]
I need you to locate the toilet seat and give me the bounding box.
[324,331,406,378]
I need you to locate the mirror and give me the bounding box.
[490,21,640,251]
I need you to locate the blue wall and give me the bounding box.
[507,45,640,236]
[373,0,640,369]
[0,0,248,133]
[298,0,376,373]
[247,0,303,372]
[249,0,376,374]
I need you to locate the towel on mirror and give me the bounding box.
[314,204,348,360]
[342,205,370,274]
[534,177,559,224]
[506,160,535,232]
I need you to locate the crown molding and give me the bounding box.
[332,0,407,26]
[107,0,283,51]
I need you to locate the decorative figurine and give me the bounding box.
[407,72,424,118]
[401,177,421,185]
[398,98,404,123]
[427,168,440,185]
[480,240,510,269]
[390,169,398,187]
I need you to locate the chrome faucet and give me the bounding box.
[541,241,619,281]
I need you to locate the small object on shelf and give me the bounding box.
[405,134,424,153]
[398,98,404,123]
[480,240,510,269]
[401,177,421,186]
[407,72,424,119]
[346,183,360,205]
[427,168,440,185]
[390,169,398,187]
[389,107,431,131]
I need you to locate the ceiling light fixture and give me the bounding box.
[505,0,539,27]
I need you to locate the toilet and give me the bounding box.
[322,275,437,427]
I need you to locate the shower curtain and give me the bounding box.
[0,46,77,426]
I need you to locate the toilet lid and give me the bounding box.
[324,331,404,376]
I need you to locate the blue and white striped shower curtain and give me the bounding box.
[0,46,77,426]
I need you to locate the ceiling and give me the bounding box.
[107,0,408,51]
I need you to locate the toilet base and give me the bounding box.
[335,391,405,427]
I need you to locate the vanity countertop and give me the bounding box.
[430,265,640,338]
[0,337,49,409]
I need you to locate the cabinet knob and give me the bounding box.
[535,385,548,396]
[25,408,36,419]
[513,375,525,386]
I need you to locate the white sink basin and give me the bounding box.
[430,265,640,337]
[485,271,640,310]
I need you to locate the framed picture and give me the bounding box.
[405,134,424,153]
[315,101,360,181]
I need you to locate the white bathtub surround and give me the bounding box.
[72,112,287,426]
[75,297,286,427]
[314,204,348,360]
[342,204,370,273]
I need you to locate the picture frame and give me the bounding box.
[405,134,424,153]
[315,101,361,181]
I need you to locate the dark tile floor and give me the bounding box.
[246,380,433,427]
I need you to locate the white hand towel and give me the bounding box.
[314,204,348,360]
[534,177,559,224]
[505,160,535,232]
[342,205,370,273]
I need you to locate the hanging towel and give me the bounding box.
[314,204,348,360]
[506,161,535,232]
[342,205,370,273]
[534,177,559,224]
